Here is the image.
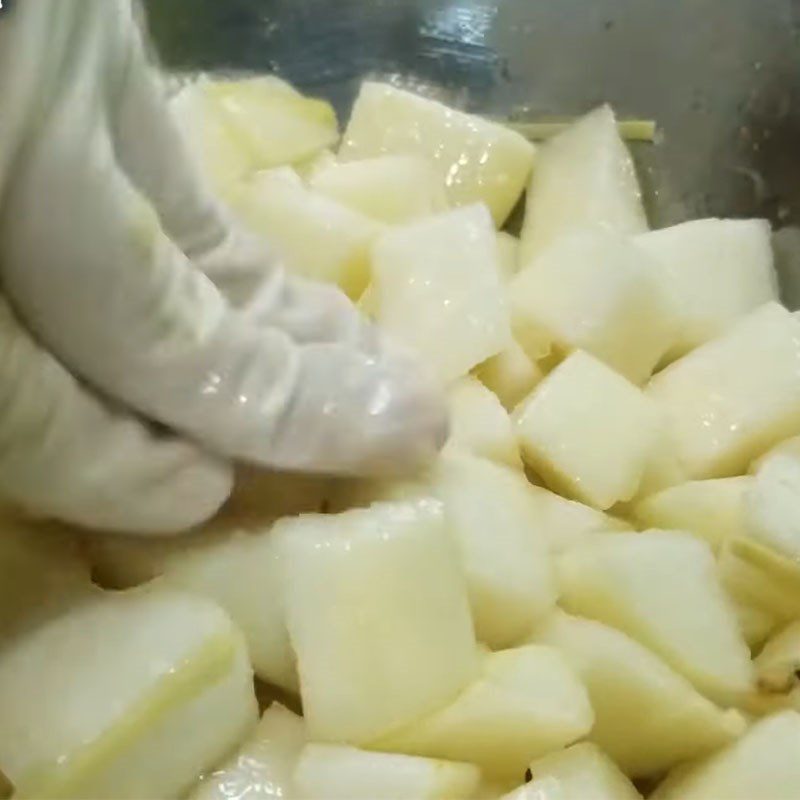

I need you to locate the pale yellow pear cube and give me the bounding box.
[430,452,557,648]
[501,743,642,800]
[750,433,800,473]
[447,376,522,469]
[326,452,555,649]
[204,76,339,169]
[511,230,675,384]
[515,351,661,510]
[294,147,338,181]
[373,205,512,382]
[719,536,800,622]
[0,589,257,800]
[88,518,298,693]
[558,531,754,704]
[524,485,631,553]
[733,601,778,649]
[755,621,800,695]
[532,611,747,777]
[519,105,647,266]
[309,155,449,224]
[231,168,380,298]
[475,339,544,412]
[376,645,594,780]
[340,82,535,226]
[745,449,800,561]
[652,711,800,800]
[636,433,688,498]
[636,218,777,361]
[293,744,480,800]
[275,500,479,744]
[633,477,753,552]
[190,703,306,800]
[647,302,800,479]
[170,79,252,195]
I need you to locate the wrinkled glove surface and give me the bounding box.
[0,0,447,534]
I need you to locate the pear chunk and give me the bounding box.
[532,611,746,776]
[648,302,800,479]
[377,645,593,780]
[515,351,660,510]
[372,205,511,381]
[0,589,257,800]
[501,743,642,800]
[340,82,535,226]
[558,531,753,704]
[519,105,647,265]
[293,744,479,800]
[190,703,306,800]
[652,711,800,800]
[635,218,777,360]
[275,500,479,744]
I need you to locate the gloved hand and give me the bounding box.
[0,0,448,535]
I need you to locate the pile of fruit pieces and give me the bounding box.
[4,76,800,800]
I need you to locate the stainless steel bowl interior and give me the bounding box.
[144,0,800,301]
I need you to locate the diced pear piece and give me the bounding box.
[190,703,306,800]
[525,485,631,553]
[430,452,557,648]
[733,601,778,649]
[745,449,800,561]
[532,611,747,777]
[340,82,535,226]
[519,105,647,266]
[0,589,258,800]
[447,376,522,469]
[309,155,449,224]
[755,621,800,695]
[377,645,594,780]
[635,218,777,361]
[204,76,339,169]
[636,435,688,498]
[652,711,800,800]
[275,500,479,744]
[632,477,752,552]
[515,351,661,510]
[0,518,94,641]
[293,744,480,800]
[501,743,642,800]
[719,536,800,621]
[750,433,800,473]
[294,147,338,181]
[88,520,297,692]
[496,233,521,282]
[170,78,253,194]
[372,205,512,382]
[231,167,379,298]
[326,453,554,648]
[475,339,544,412]
[647,302,800,479]
[558,531,754,704]
[511,230,674,384]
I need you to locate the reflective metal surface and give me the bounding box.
[144,0,800,292]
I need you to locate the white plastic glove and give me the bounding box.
[0,0,447,534]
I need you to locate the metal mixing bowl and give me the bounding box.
[143,0,800,299]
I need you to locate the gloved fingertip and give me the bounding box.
[144,455,234,535]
